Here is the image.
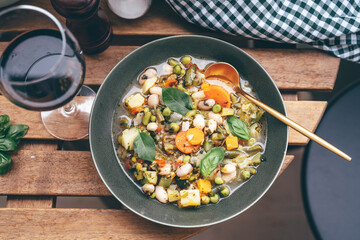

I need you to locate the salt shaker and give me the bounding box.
[107,0,152,19]
[51,0,112,54]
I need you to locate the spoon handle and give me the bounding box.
[241,92,351,161]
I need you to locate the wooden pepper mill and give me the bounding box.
[51,0,112,54]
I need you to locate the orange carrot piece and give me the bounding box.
[164,77,177,87]
[175,131,200,154]
[130,106,142,115]
[186,128,205,145]
[154,159,166,168]
[203,85,231,108]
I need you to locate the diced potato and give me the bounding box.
[125,93,145,109]
[167,188,180,202]
[221,108,235,116]
[144,171,157,185]
[142,77,157,94]
[180,189,201,207]
[197,179,211,194]
[225,136,239,150]
[121,128,139,150]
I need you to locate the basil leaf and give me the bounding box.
[227,116,250,140]
[133,132,155,162]
[0,115,10,138]
[0,138,17,151]
[162,87,193,116]
[6,124,29,143]
[200,147,225,178]
[0,151,11,175]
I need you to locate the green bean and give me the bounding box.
[181,56,192,66]
[252,152,261,166]
[245,144,263,154]
[150,115,156,122]
[211,133,225,141]
[170,123,180,133]
[142,112,152,125]
[241,170,251,180]
[249,167,257,175]
[158,176,172,188]
[184,65,196,86]
[210,194,219,203]
[185,109,197,119]
[230,93,238,104]
[173,64,182,75]
[162,107,172,117]
[225,150,241,158]
[203,140,214,152]
[156,109,165,122]
[201,195,210,205]
[168,58,180,66]
[220,186,230,197]
[212,104,222,113]
[214,177,224,185]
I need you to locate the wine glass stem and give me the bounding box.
[63,102,77,116]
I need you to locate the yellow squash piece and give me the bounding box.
[180,189,201,207]
[197,179,212,194]
[225,136,239,150]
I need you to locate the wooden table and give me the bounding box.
[0,1,339,239]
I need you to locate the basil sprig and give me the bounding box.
[200,147,225,178]
[0,115,28,175]
[162,87,193,116]
[133,131,156,162]
[227,116,250,140]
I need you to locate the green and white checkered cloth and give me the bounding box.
[165,0,360,63]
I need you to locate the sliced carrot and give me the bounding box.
[130,106,142,115]
[164,77,177,87]
[186,128,205,145]
[175,131,200,154]
[175,160,182,167]
[202,85,231,108]
[154,159,167,168]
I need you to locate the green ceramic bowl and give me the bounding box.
[89,35,288,228]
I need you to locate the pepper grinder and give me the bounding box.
[51,0,112,54]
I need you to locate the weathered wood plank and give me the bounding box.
[285,101,328,145]
[5,141,57,208]
[0,208,206,240]
[0,150,294,196]
[0,96,326,145]
[0,46,339,91]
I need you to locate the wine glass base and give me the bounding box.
[41,85,96,141]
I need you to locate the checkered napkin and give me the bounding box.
[165,0,360,63]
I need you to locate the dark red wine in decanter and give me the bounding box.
[51,0,112,54]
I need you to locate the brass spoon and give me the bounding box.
[204,62,351,161]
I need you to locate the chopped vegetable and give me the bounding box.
[186,128,205,145]
[175,131,200,154]
[197,179,212,194]
[164,77,178,87]
[202,85,231,108]
[121,128,139,150]
[180,189,201,207]
[125,93,145,110]
[142,77,157,94]
[221,108,235,117]
[167,188,180,202]
[225,136,239,150]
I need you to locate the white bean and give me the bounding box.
[133,112,144,126]
[198,99,215,110]
[221,163,236,174]
[155,186,168,203]
[176,163,193,177]
[205,119,217,134]
[162,64,173,75]
[142,184,155,194]
[147,122,158,132]
[149,86,162,96]
[139,68,157,85]
[222,171,236,183]
[182,121,190,132]
[159,164,171,175]
[192,91,206,101]
[193,114,205,130]
[208,112,223,125]
[147,94,159,107]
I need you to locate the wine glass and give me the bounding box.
[0,5,95,140]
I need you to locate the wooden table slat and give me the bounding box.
[0,150,294,196]
[0,208,206,240]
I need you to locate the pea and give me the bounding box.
[241,170,251,180]
[173,65,182,75]
[181,56,192,66]
[210,194,219,203]
[162,107,172,117]
[142,112,152,125]
[201,195,210,205]
[183,155,191,164]
[220,186,230,197]
[170,123,180,133]
[168,58,180,66]
[214,177,224,185]
[180,69,186,75]
[212,104,222,113]
[150,192,156,199]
